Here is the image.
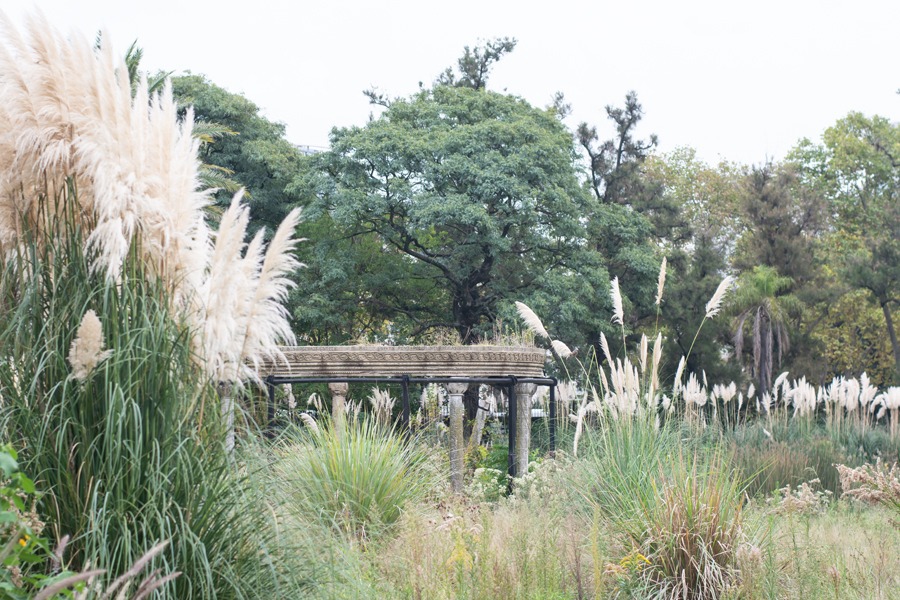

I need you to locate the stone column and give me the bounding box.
[446,381,468,493]
[468,398,488,451]
[328,382,348,434]
[515,382,537,477]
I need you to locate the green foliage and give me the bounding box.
[316,82,592,342]
[433,37,518,91]
[575,92,664,353]
[0,445,85,599]
[575,417,746,599]
[273,420,433,541]
[731,265,802,393]
[810,288,896,387]
[733,163,826,287]
[171,74,307,232]
[790,113,900,383]
[0,196,314,599]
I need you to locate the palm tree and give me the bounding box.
[732,265,801,393]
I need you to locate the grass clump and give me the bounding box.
[273,419,434,541]
[0,219,316,598]
[576,416,746,599]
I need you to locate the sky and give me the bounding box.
[2,0,898,165]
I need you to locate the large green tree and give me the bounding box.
[643,149,743,383]
[171,74,305,232]
[315,84,590,343]
[732,162,827,288]
[574,93,665,357]
[791,113,900,382]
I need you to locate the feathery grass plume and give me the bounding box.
[610,277,624,326]
[231,204,303,379]
[649,332,662,398]
[514,301,549,339]
[639,333,648,374]
[368,387,396,427]
[655,256,667,306]
[299,412,319,434]
[0,11,212,286]
[197,192,302,384]
[599,332,614,367]
[705,275,734,319]
[0,14,302,385]
[550,339,573,359]
[672,355,686,393]
[67,309,112,381]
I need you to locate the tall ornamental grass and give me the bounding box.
[0,12,310,598]
[273,419,434,541]
[575,417,746,599]
[0,200,315,598]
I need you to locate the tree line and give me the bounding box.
[162,39,899,390]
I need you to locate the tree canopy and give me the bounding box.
[312,84,590,343]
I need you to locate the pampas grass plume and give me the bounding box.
[599,332,614,366]
[515,301,549,339]
[299,412,319,434]
[673,355,686,392]
[610,277,624,326]
[639,333,648,373]
[705,275,734,319]
[68,309,112,381]
[551,339,573,359]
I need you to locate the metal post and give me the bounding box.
[265,376,276,439]
[507,377,517,485]
[549,381,557,453]
[401,374,411,434]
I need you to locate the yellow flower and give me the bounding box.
[18,534,30,547]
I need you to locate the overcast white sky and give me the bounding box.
[3,0,898,165]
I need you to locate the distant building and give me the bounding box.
[296,145,326,156]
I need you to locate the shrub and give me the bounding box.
[836,460,900,518]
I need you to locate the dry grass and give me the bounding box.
[739,503,900,600]
[374,494,598,599]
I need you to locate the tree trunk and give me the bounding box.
[882,301,900,384]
